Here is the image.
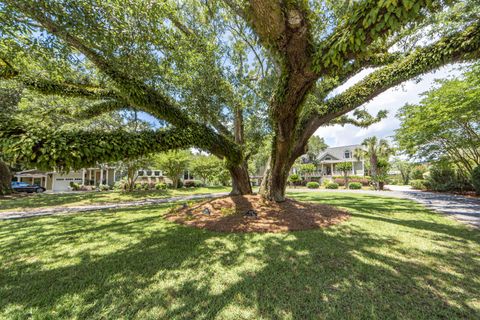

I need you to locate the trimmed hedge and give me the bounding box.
[325,182,339,189]
[306,181,320,189]
[348,182,362,189]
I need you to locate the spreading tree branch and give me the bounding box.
[293,21,480,159]
[10,2,242,162]
[0,120,234,170]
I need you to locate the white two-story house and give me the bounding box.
[317,144,365,177]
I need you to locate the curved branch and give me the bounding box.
[0,121,234,170]
[293,21,480,159]
[76,99,132,119]
[329,109,388,128]
[21,77,118,100]
[312,0,442,75]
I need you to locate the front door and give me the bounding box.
[326,165,331,175]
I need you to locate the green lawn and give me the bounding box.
[0,186,230,212]
[0,192,479,319]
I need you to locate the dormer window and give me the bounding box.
[344,150,351,159]
[325,156,331,160]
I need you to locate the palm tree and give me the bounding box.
[355,137,392,190]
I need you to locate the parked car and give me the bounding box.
[11,182,46,193]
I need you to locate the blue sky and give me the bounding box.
[315,63,465,147]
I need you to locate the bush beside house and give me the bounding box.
[306,182,320,189]
[183,180,203,188]
[348,182,362,189]
[325,182,339,189]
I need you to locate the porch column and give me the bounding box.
[88,170,92,185]
[82,169,85,185]
[330,163,333,176]
[100,168,104,185]
[113,169,116,182]
[352,161,356,175]
[105,168,109,185]
[94,169,97,185]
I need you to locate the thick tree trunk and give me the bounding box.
[0,161,13,195]
[227,104,253,196]
[260,163,288,202]
[259,149,298,202]
[229,161,252,195]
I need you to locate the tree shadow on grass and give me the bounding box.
[0,198,479,319]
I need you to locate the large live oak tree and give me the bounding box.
[1,0,480,201]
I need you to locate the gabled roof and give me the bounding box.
[318,153,339,161]
[317,144,364,161]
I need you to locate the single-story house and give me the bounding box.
[14,166,116,192]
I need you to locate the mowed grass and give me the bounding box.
[0,186,230,212]
[0,192,479,319]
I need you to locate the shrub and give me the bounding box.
[426,162,471,192]
[147,182,156,189]
[472,166,480,195]
[410,179,426,190]
[348,182,362,189]
[69,182,80,191]
[183,179,203,188]
[78,185,95,191]
[334,177,370,186]
[98,184,111,191]
[325,182,339,189]
[322,178,332,187]
[288,174,301,186]
[306,181,320,189]
[113,181,123,190]
[155,182,167,190]
[411,165,427,180]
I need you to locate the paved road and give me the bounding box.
[1,187,479,228]
[288,185,480,228]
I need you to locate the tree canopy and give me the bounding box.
[1,0,480,200]
[395,62,480,177]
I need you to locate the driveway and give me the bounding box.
[288,185,480,228]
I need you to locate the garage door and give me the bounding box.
[53,172,83,192]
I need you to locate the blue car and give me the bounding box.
[11,182,46,193]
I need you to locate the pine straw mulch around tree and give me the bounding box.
[165,194,349,233]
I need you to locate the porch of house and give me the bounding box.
[318,161,365,178]
[82,167,116,186]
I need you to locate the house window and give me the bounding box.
[146,170,152,176]
[344,150,351,159]
[325,157,331,160]
[154,171,160,176]
[138,170,144,176]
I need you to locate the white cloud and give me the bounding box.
[314,64,465,147]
